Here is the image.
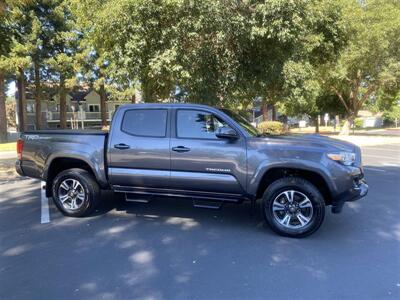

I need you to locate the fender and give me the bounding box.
[247,159,338,197]
[43,150,108,188]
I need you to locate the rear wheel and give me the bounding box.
[52,168,100,217]
[262,177,325,238]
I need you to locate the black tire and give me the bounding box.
[262,177,325,238]
[52,168,101,217]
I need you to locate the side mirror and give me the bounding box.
[215,126,238,139]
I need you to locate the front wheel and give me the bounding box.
[52,168,101,217]
[262,177,325,238]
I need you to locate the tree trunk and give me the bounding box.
[135,86,142,103]
[0,72,7,142]
[99,82,107,127]
[339,116,353,136]
[272,105,277,121]
[131,93,136,103]
[34,61,41,130]
[59,74,67,129]
[315,116,319,133]
[262,103,269,121]
[17,67,27,132]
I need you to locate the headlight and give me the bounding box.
[327,152,356,166]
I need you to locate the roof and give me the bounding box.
[69,90,91,102]
[117,103,219,110]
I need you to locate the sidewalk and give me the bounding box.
[328,135,400,147]
[0,152,17,180]
[0,151,16,159]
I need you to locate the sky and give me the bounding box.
[7,81,16,97]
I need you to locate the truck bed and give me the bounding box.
[23,129,107,135]
[17,130,109,187]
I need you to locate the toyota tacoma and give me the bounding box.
[15,104,368,237]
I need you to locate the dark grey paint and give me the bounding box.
[17,103,367,211]
[19,131,108,187]
[169,108,247,195]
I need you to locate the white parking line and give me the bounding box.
[40,181,50,224]
[362,147,400,153]
[363,167,386,172]
[382,163,400,167]
[362,154,400,161]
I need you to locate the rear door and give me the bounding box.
[108,108,171,189]
[169,108,247,198]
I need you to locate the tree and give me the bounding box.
[0,2,11,141]
[0,73,6,142]
[72,0,346,117]
[7,1,45,130]
[45,0,79,129]
[323,0,400,134]
[1,0,33,133]
[0,0,24,140]
[71,0,115,127]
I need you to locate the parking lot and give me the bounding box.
[1,143,399,300]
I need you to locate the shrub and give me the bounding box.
[353,118,364,129]
[383,106,400,124]
[257,121,285,135]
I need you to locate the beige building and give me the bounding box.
[23,88,130,129]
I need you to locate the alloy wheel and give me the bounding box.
[57,178,86,211]
[272,190,314,229]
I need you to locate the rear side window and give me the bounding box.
[122,109,167,137]
[177,110,228,139]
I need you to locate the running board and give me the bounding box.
[125,193,150,203]
[193,199,223,210]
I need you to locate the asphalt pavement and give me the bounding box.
[0,143,399,300]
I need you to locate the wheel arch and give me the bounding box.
[44,156,104,197]
[255,167,333,205]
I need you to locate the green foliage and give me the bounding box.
[2,0,400,131]
[69,0,347,107]
[6,101,16,128]
[323,0,400,120]
[354,118,364,129]
[257,121,285,135]
[383,106,400,123]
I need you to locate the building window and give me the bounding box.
[27,103,35,113]
[88,104,100,112]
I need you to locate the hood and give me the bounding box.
[251,134,357,153]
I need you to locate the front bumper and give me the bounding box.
[331,177,369,214]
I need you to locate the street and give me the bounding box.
[1,143,399,300]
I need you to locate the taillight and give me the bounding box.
[17,138,24,160]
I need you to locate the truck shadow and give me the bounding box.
[88,164,400,239]
[92,191,267,233]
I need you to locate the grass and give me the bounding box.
[0,142,16,152]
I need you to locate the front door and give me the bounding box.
[108,108,171,189]
[169,108,247,198]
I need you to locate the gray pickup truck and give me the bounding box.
[16,103,368,237]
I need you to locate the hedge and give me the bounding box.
[257,121,285,135]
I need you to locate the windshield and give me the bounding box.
[220,109,260,137]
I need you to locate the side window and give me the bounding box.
[122,109,168,137]
[177,110,229,139]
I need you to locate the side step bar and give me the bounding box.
[123,192,226,210]
[125,193,150,203]
[192,199,223,210]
